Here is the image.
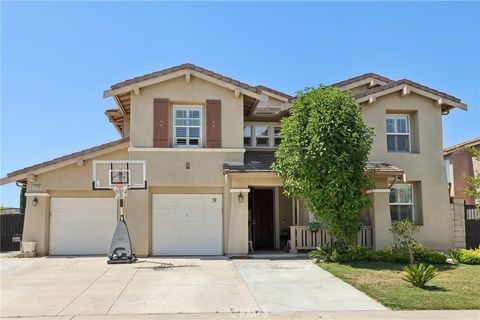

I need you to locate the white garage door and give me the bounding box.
[152,194,223,255]
[50,198,117,255]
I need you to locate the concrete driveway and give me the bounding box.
[1,256,385,318]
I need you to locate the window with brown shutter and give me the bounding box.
[153,98,169,147]
[206,99,221,148]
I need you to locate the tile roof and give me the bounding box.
[109,63,263,94]
[354,79,462,103]
[331,73,395,88]
[3,138,129,181]
[255,85,294,101]
[224,151,403,175]
[444,137,480,155]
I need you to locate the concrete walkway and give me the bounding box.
[1,257,385,318]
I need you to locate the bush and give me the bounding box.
[417,249,447,264]
[449,248,480,265]
[309,244,366,263]
[390,220,420,263]
[312,244,448,265]
[402,263,439,288]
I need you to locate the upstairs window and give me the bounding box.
[389,184,414,222]
[174,106,201,147]
[256,126,270,147]
[274,127,282,147]
[386,115,410,153]
[244,125,252,146]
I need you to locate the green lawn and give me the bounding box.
[320,261,480,310]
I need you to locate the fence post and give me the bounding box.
[289,227,297,253]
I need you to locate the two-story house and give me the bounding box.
[1,64,467,256]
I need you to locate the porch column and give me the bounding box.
[367,189,393,249]
[227,188,249,255]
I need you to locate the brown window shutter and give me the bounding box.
[153,98,169,147]
[206,99,222,148]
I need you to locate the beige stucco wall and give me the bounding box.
[129,150,242,187]
[363,92,453,249]
[22,148,128,255]
[30,148,129,192]
[130,76,244,148]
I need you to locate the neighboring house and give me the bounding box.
[444,137,480,205]
[0,64,468,256]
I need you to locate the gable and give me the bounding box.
[104,63,269,115]
[354,79,467,113]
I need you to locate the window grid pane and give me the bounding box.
[386,115,410,152]
[174,107,201,147]
[274,127,281,147]
[256,126,269,147]
[389,185,414,222]
[244,125,252,146]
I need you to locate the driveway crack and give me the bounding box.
[56,264,112,316]
[105,260,144,315]
[233,261,264,313]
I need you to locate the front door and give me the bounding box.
[251,188,274,249]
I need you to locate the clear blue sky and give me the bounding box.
[1,2,479,207]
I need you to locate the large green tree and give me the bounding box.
[273,86,374,246]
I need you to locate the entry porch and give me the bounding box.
[224,154,403,256]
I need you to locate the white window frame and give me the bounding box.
[389,184,414,222]
[243,124,252,147]
[173,105,202,148]
[386,114,411,153]
[273,126,282,147]
[255,125,271,147]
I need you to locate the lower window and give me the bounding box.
[389,184,414,222]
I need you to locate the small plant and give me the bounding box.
[449,248,480,265]
[309,244,366,263]
[390,220,420,263]
[417,249,447,264]
[402,263,439,288]
[308,221,322,231]
[448,249,462,263]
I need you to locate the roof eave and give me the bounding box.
[104,66,269,102]
[1,139,129,186]
[355,82,467,112]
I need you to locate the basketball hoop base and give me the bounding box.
[107,219,137,264]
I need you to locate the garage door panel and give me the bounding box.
[50,198,116,255]
[152,194,222,256]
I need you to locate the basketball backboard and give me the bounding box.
[92,160,147,190]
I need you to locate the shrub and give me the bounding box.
[417,249,447,264]
[448,249,462,263]
[309,244,366,263]
[449,248,480,265]
[390,220,420,263]
[402,263,439,288]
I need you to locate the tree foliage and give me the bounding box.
[464,146,480,208]
[273,86,374,246]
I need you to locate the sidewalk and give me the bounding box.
[2,310,480,320]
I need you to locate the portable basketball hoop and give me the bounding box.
[92,160,147,264]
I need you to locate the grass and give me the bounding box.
[319,261,480,310]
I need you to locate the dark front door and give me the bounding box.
[252,188,274,249]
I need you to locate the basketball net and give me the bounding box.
[112,184,128,200]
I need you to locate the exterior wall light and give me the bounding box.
[32,196,39,207]
[238,193,244,203]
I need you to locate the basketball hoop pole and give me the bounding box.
[113,184,128,221]
[108,184,136,264]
